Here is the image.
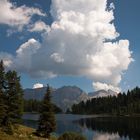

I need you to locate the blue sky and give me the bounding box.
[113,0,140,91]
[0,0,139,92]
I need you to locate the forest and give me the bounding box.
[71,87,140,115]
[23,99,62,113]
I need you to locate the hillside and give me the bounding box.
[0,124,56,140]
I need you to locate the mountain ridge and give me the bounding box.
[23,86,118,111]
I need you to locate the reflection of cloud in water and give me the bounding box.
[93,132,120,140]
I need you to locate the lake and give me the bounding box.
[22,113,140,140]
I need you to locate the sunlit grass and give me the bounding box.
[0,124,57,140]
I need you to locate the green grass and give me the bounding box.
[0,125,87,140]
[0,124,57,140]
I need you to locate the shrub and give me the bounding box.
[58,132,86,140]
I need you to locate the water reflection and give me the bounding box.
[22,114,140,140]
[92,132,127,140]
[76,117,140,140]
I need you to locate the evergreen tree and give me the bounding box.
[0,60,23,134]
[0,60,7,126]
[37,84,56,138]
[4,70,23,133]
[6,71,23,121]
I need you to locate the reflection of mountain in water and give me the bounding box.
[23,114,140,140]
[76,117,140,140]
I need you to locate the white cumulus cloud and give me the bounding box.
[0,0,46,30]
[93,82,121,93]
[0,0,133,92]
[33,83,44,89]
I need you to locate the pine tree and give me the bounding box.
[0,60,7,126]
[37,84,56,138]
[0,60,23,134]
[4,70,23,133]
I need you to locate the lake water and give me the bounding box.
[22,113,140,140]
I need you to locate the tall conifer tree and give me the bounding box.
[0,60,23,134]
[5,71,23,126]
[37,84,56,138]
[0,60,7,126]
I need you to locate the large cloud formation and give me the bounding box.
[1,0,133,92]
[0,0,45,30]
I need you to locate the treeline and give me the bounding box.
[71,87,140,115]
[24,99,62,113]
[0,60,23,134]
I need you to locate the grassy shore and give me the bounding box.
[0,124,57,140]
